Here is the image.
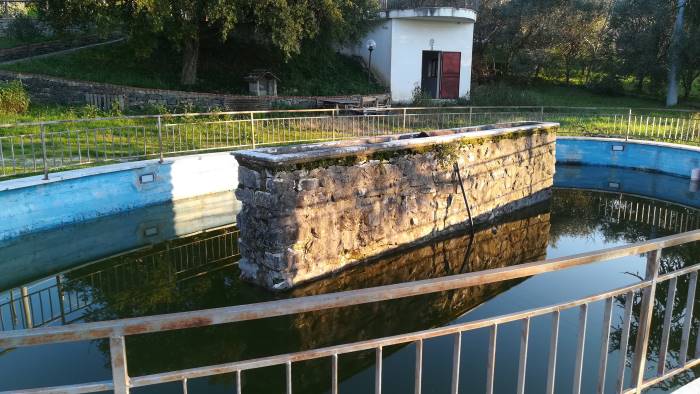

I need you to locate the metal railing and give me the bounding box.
[2,230,700,393]
[1,106,698,182]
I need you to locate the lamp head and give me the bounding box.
[366,39,377,52]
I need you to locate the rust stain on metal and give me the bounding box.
[123,323,151,336]
[161,316,214,331]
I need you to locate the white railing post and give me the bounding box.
[631,248,662,392]
[540,106,545,122]
[626,108,632,140]
[156,115,164,164]
[110,336,130,394]
[402,108,407,130]
[332,109,337,140]
[469,106,473,126]
[20,286,32,329]
[250,112,256,149]
[40,124,48,180]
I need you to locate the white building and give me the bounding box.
[346,1,477,103]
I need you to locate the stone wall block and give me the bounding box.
[239,167,263,189]
[297,178,320,191]
[236,128,557,289]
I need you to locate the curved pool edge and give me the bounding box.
[3,136,700,243]
[0,152,239,241]
[557,136,700,179]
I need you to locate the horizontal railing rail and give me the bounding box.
[0,106,699,181]
[379,0,480,10]
[2,230,700,393]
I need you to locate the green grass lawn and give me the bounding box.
[469,81,700,109]
[0,40,384,96]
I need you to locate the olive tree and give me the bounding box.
[37,0,377,86]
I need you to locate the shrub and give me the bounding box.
[586,75,624,96]
[6,14,44,43]
[79,104,102,118]
[0,81,30,114]
[410,84,433,106]
[469,83,543,106]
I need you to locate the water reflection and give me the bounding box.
[2,187,700,393]
[550,190,700,392]
[59,202,550,393]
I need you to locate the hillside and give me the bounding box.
[0,40,385,96]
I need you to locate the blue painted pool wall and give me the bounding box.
[557,137,700,178]
[0,153,239,241]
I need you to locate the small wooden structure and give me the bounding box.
[245,69,279,97]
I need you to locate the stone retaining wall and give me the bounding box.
[233,122,558,289]
[0,69,385,111]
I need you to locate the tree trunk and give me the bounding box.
[181,35,200,86]
[636,73,645,92]
[666,0,687,107]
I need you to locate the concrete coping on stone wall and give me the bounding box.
[232,121,559,168]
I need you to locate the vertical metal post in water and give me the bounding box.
[250,112,256,149]
[156,116,164,163]
[56,275,66,324]
[631,248,662,391]
[110,336,130,394]
[20,286,32,329]
[40,124,48,180]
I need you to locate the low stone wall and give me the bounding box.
[0,69,385,111]
[234,122,558,289]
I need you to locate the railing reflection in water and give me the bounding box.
[0,226,239,332]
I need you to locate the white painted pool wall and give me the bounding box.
[346,9,475,103]
[0,153,239,241]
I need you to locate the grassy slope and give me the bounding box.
[469,81,700,109]
[0,41,384,96]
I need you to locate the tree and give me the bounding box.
[37,0,377,86]
[549,0,610,85]
[679,0,700,100]
[666,0,687,106]
[609,0,675,94]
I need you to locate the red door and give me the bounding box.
[439,52,461,99]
